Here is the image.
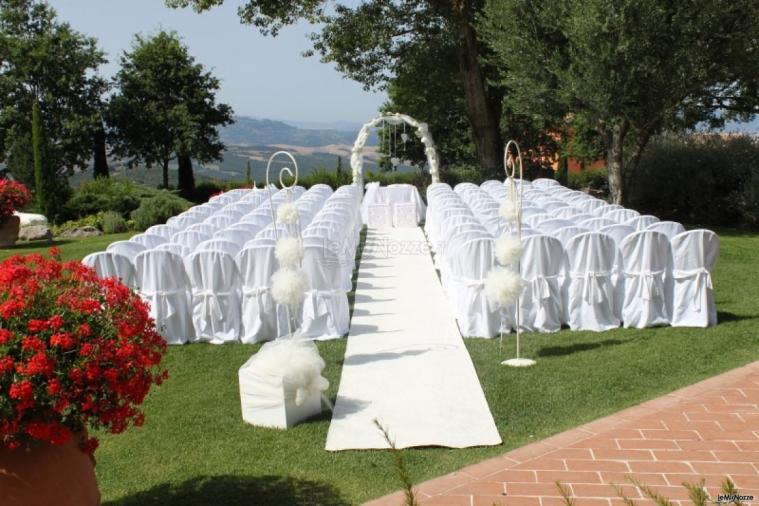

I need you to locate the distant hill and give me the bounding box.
[220,116,377,147]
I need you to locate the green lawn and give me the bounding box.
[2,228,757,505]
[0,232,134,262]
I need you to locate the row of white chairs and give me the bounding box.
[426,181,719,336]
[84,184,362,344]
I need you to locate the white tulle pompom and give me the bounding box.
[275,237,303,269]
[271,268,309,308]
[500,200,519,222]
[484,267,523,307]
[495,234,522,266]
[277,202,299,225]
[245,339,329,406]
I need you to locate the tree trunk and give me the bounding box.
[177,153,195,199]
[32,100,46,211]
[454,16,502,178]
[92,126,109,178]
[604,122,627,205]
[161,159,169,189]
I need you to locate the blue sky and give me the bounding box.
[48,0,386,124]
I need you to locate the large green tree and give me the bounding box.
[167,0,505,177]
[482,0,759,204]
[107,31,233,197]
[0,0,106,215]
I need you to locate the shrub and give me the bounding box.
[130,192,191,230]
[0,180,32,220]
[568,169,608,194]
[62,178,161,223]
[628,134,759,226]
[51,213,104,237]
[101,211,128,234]
[0,249,167,452]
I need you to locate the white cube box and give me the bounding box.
[393,202,418,228]
[367,204,393,228]
[239,354,322,429]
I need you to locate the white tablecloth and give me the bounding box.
[360,183,426,225]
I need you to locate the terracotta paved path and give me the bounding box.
[367,361,759,506]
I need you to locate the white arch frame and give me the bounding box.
[350,113,440,186]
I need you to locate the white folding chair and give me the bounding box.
[185,250,242,343]
[187,222,217,236]
[134,250,194,344]
[599,223,637,320]
[670,230,719,327]
[619,231,672,328]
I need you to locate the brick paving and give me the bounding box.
[366,361,759,506]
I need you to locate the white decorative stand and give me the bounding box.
[238,151,329,429]
[500,140,535,368]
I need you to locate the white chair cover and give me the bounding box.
[107,240,147,261]
[626,215,660,231]
[647,221,685,239]
[134,250,194,344]
[552,226,590,246]
[154,242,189,257]
[367,204,393,228]
[236,241,288,343]
[145,224,178,240]
[599,223,637,321]
[448,237,501,338]
[579,217,616,231]
[185,250,242,343]
[300,237,350,340]
[670,230,719,327]
[195,239,240,256]
[619,231,672,328]
[565,232,619,331]
[171,230,211,251]
[606,208,640,223]
[517,235,564,333]
[537,218,575,235]
[188,223,217,236]
[130,233,167,248]
[82,251,137,288]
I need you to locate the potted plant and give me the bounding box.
[0,249,168,506]
[0,180,31,247]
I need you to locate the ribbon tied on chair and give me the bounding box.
[624,269,665,301]
[570,270,611,304]
[672,267,713,312]
[242,285,273,327]
[196,289,228,321]
[139,288,187,321]
[527,274,559,302]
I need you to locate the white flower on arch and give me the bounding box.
[350,113,440,187]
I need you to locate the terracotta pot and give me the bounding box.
[0,215,20,248]
[0,433,100,506]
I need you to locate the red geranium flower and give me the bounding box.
[0,251,167,454]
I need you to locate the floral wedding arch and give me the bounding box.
[350,113,440,186]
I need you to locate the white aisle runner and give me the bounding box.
[325,227,502,450]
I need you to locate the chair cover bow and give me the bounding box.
[673,267,713,311]
[570,270,611,303]
[625,269,665,301]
